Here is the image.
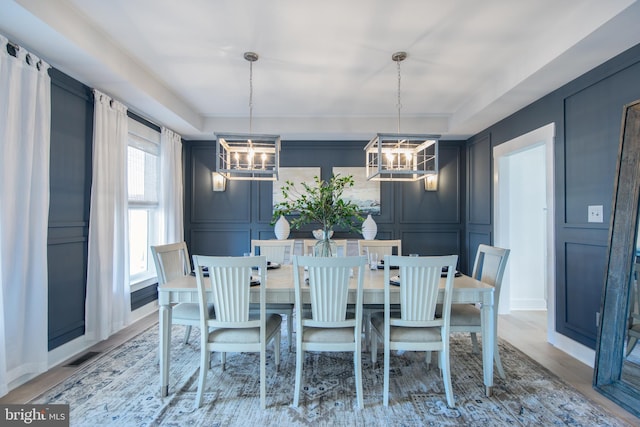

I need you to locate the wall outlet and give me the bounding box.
[588,205,603,223]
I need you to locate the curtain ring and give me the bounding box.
[6,42,19,57]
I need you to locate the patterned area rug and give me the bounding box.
[33,321,627,426]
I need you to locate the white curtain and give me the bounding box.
[0,35,51,396]
[85,89,131,341]
[160,127,184,244]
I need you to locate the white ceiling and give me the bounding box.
[2,0,640,140]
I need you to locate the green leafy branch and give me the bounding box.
[272,174,364,233]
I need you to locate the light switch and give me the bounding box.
[588,205,603,223]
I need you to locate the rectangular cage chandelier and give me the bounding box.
[215,51,280,181]
[365,133,439,181]
[215,132,281,181]
[366,51,439,182]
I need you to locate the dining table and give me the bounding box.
[157,264,496,398]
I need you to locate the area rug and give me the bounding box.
[33,322,628,426]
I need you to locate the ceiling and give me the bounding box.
[2,0,640,140]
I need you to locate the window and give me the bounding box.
[127,118,160,286]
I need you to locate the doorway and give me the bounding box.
[493,123,555,343]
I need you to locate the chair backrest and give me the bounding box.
[384,255,458,327]
[251,239,295,264]
[358,239,402,258]
[471,244,510,307]
[302,239,348,257]
[151,242,191,284]
[192,255,267,328]
[293,255,366,327]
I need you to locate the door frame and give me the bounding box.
[493,122,556,343]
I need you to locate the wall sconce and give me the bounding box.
[212,172,226,192]
[424,174,438,191]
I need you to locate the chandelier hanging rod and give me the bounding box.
[244,51,258,135]
[392,51,407,135]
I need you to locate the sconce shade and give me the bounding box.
[212,172,226,191]
[215,133,280,181]
[365,133,439,181]
[425,174,438,191]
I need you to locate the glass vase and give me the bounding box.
[314,230,337,257]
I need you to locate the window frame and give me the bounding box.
[127,117,161,289]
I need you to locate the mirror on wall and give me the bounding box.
[621,222,640,389]
[594,99,640,417]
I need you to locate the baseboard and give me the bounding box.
[131,300,158,322]
[46,301,158,369]
[47,335,98,369]
[552,331,596,368]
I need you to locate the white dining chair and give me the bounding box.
[371,254,458,407]
[449,244,510,379]
[151,242,215,345]
[292,255,367,408]
[250,239,294,264]
[302,239,348,256]
[357,239,402,260]
[357,239,402,349]
[250,239,295,351]
[192,255,282,409]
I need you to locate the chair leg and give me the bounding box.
[494,344,506,379]
[371,330,378,364]
[293,346,304,407]
[288,313,293,352]
[354,340,364,409]
[183,325,192,344]
[364,310,371,352]
[440,348,455,408]
[383,344,390,406]
[275,331,281,371]
[627,336,638,357]
[260,347,266,409]
[195,347,210,408]
[425,351,432,368]
[470,332,479,353]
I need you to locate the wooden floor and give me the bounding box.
[499,310,639,426]
[1,310,639,425]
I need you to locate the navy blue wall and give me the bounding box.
[48,69,93,350]
[465,43,640,348]
[184,140,468,268]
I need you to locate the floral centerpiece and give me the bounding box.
[272,174,363,256]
